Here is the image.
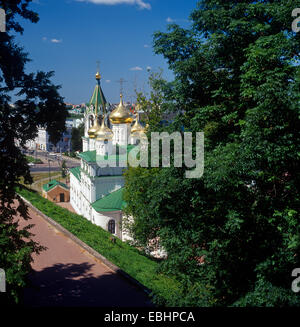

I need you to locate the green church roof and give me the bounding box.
[92,188,126,212]
[43,180,69,192]
[69,166,81,181]
[89,83,107,109]
[78,145,136,164]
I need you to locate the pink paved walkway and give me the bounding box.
[56,201,76,213]
[15,201,152,307]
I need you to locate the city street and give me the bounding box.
[27,150,80,173]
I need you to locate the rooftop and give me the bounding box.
[43,180,69,192]
[92,188,126,212]
[79,144,136,164]
[69,166,81,181]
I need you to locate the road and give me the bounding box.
[28,150,80,173]
[15,201,152,307]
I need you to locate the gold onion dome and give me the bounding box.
[131,112,145,135]
[96,118,113,141]
[95,72,101,80]
[131,129,147,139]
[88,117,100,139]
[109,94,133,124]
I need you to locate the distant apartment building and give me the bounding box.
[25,127,72,153]
[66,117,84,129]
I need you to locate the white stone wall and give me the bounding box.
[96,139,113,156]
[84,112,95,138]
[82,138,89,152]
[70,173,82,215]
[89,138,96,151]
[80,170,93,203]
[112,124,130,146]
[91,209,122,239]
[81,195,92,220]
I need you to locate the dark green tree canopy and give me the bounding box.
[0,0,67,304]
[71,122,84,152]
[124,0,300,306]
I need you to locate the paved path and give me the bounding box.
[56,201,77,213]
[15,201,152,307]
[31,173,61,192]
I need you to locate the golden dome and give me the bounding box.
[95,72,101,80]
[88,118,100,139]
[131,112,145,135]
[131,129,147,139]
[109,94,133,124]
[96,118,113,141]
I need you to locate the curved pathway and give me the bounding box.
[15,201,152,307]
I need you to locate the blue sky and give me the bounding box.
[14,0,198,104]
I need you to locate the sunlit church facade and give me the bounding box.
[70,71,145,241]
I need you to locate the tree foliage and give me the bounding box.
[0,0,67,304]
[71,123,84,152]
[124,0,300,306]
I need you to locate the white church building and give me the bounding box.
[70,71,145,241]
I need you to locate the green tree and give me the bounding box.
[135,69,174,128]
[71,123,84,152]
[124,0,300,306]
[0,0,67,304]
[61,160,67,179]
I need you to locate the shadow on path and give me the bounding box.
[23,262,153,307]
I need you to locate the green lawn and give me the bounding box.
[17,186,182,306]
[26,155,43,164]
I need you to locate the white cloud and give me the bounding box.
[146,66,151,71]
[42,37,47,41]
[144,44,150,48]
[130,66,143,71]
[166,17,189,24]
[76,0,151,10]
[51,38,62,43]
[105,80,111,83]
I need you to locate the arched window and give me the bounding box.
[108,220,116,234]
